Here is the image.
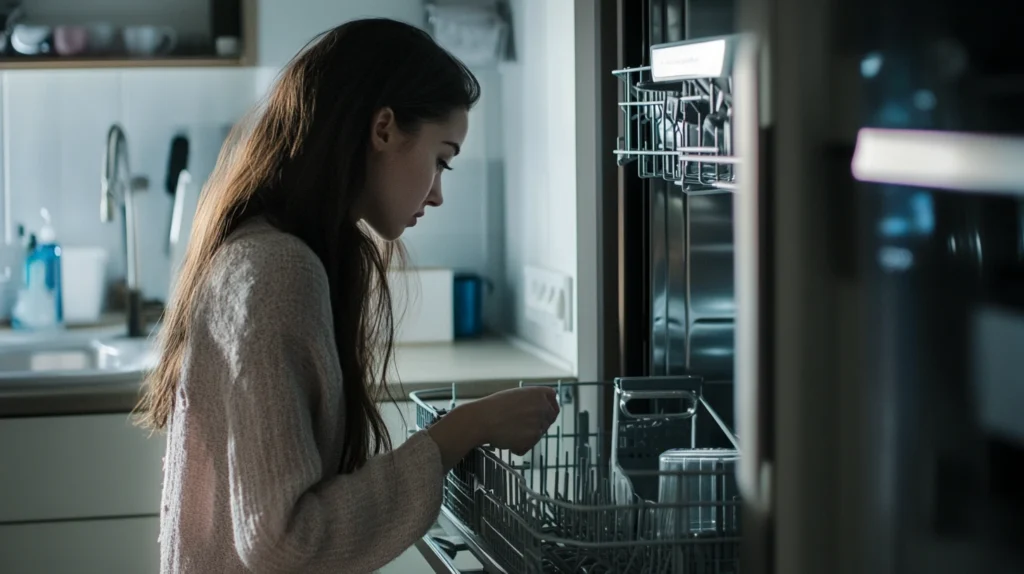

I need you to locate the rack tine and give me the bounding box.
[554,446,561,501]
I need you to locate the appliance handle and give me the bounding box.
[733,33,771,513]
[617,389,699,420]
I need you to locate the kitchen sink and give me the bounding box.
[0,338,154,378]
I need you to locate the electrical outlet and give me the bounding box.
[523,266,573,333]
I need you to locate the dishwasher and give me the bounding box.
[412,378,740,573]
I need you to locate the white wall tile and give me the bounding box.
[122,68,254,127]
[51,71,125,282]
[3,71,66,237]
[1,68,250,307]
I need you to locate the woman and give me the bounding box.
[137,19,560,573]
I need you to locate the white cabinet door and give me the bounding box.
[0,413,165,522]
[0,516,160,574]
[255,0,426,67]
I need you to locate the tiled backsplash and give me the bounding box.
[0,65,507,330]
[0,68,253,303]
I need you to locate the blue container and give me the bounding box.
[453,273,492,338]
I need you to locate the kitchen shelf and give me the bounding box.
[0,57,247,70]
[0,0,257,71]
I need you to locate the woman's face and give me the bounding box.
[361,107,469,240]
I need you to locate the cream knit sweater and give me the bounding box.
[159,219,443,573]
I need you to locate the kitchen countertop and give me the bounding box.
[0,320,575,417]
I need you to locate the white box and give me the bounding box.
[389,268,453,344]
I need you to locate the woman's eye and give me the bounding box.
[436,159,452,172]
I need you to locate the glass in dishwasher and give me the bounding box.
[656,448,740,538]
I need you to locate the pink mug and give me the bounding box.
[54,26,88,56]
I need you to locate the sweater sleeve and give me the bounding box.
[204,241,443,573]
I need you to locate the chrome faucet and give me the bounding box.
[102,124,148,338]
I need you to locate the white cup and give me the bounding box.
[215,36,240,57]
[123,25,176,56]
[87,22,118,54]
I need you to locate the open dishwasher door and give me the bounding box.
[735,0,1024,572]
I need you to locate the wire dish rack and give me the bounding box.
[412,376,742,573]
[613,35,742,195]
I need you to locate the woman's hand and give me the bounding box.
[472,386,560,455]
[427,386,561,470]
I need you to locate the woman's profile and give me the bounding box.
[137,18,559,573]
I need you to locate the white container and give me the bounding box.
[60,247,109,325]
[389,268,453,344]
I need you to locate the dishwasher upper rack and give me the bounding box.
[412,378,743,574]
[612,36,743,195]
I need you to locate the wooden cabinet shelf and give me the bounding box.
[0,0,256,71]
[0,56,247,70]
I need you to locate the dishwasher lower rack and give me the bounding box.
[411,378,742,573]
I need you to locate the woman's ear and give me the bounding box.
[370,107,397,151]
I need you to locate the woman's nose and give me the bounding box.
[426,181,444,207]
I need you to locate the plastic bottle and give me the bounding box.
[11,209,62,330]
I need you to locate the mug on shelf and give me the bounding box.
[54,26,88,56]
[123,25,176,56]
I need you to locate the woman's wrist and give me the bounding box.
[427,402,490,471]
[457,401,491,447]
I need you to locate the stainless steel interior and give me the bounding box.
[650,182,734,378]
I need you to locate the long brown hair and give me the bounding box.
[136,19,480,472]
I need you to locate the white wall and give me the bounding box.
[501,0,578,368]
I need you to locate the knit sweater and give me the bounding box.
[159,218,443,573]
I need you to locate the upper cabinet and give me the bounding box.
[253,0,424,68]
[0,0,254,69]
[0,0,443,71]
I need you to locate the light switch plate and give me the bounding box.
[523,265,573,333]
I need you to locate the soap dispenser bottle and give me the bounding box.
[12,208,62,330]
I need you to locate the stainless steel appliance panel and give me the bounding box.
[688,321,734,378]
[666,183,689,374]
[650,178,671,376]
[688,194,735,320]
